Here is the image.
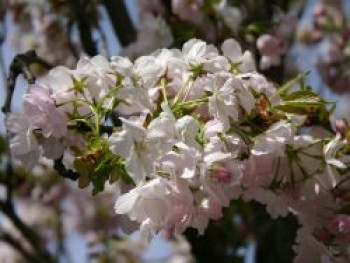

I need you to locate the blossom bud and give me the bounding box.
[313,4,326,18]
[256,34,286,57]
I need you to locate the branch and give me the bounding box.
[1,50,82,184]
[102,0,136,47]
[70,0,98,56]
[160,0,172,14]
[0,230,38,263]
[2,50,52,204]
[2,50,52,114]
[54,158,80,181]
[0,51,57,262]
[0,201,56,263]
[0,17,7,87]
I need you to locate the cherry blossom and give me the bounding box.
[5,37,350,263]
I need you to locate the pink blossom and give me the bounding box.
[256,34,287,69]
[329,215,350,242]
[172,0,204,25]
[23,85,68,138]
[257,34,286,57]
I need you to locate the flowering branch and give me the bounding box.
[2,50,52,114]
[5,39,350,263]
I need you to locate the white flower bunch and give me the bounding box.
[7,38,350,262]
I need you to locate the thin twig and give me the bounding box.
[54,158,80,181]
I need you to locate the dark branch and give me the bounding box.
[54,158,80,181]
[2,50,52,114]
[70,0,98,56]
[1,51,56,262]
[0,231,38,263]
[0,201,56,263]
[160,0,172,14]
[1,50,81,183]
[102,0,136,47]
[1,51,52,209]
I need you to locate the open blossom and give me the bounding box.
[109,110,175,183]
[251,121,294,157]
[115,177,192,241]
[76,55,116,98]
[181,39,229,72]
[7,113,40,169]
[23,85,68,138]
[112,54,166,115]
[257,34,287,69]
[221,39,256,73]
[208,76,255,129]
[175,116,201,149]
[37,65,92,116]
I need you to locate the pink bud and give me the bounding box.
[313,4,326,18]
[256,34,286,57]
[342,28,350,41]
[329,215,350,242]
[215,166,232,183]
[314,228,332,242]
[335,119,346,136]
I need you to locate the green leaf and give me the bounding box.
[283,90,321,102]
[278,71,310,95]
[274,102,323,114]
[73,137,135,195]
[92,176,107,196]
[78,173,90,189]
[172,97,208,118]
[274,88,332,115]
[74,158,91,177]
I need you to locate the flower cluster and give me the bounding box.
[125,0,299,71]
[7,0,79,67]
[0,150,193,263]
[298,0,350,94]
[7,38,350,262]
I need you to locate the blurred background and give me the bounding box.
[0,0,349,262]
